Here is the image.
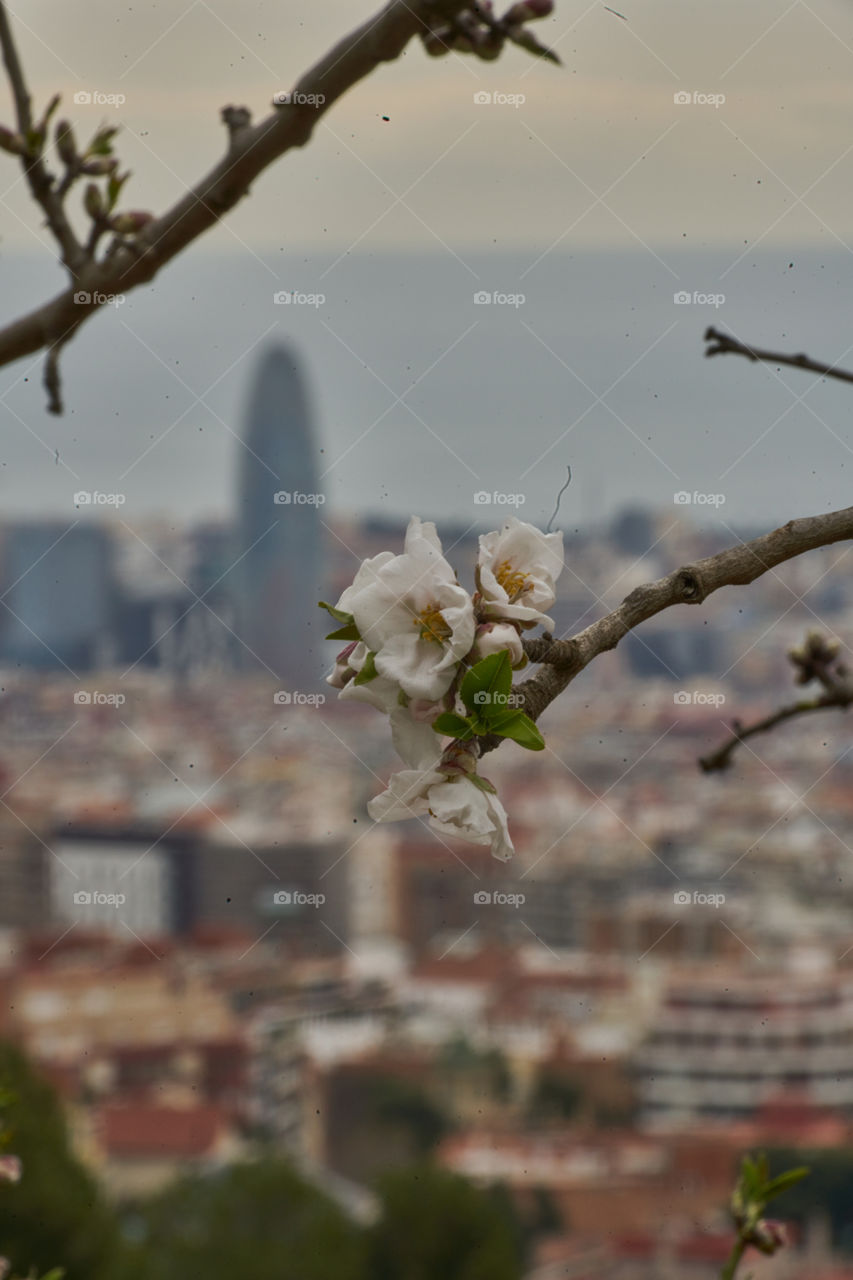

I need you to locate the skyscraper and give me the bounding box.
[233,346,324,687]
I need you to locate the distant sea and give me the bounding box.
[0,244,850,533]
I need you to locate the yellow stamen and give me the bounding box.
[495,559,531,602]
[414,604,452,644]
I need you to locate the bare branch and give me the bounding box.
[0,0,560,409]
[0,3,84,272]
[699,630,853,772]
[704,325,853,387]
[479,505,853,753]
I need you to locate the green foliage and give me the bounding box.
[434,653,545,751]
[0,1042,122,1280]
[722,1151,809,1280]
[368,1165,522,1280]
[119,1160,366,1280]
[766,1147,853,1253]
[526,1069,583,1124]
[368,1077,449,1158]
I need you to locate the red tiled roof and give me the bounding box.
[98,1103,225,1158]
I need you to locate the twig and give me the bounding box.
[699,630,853,772]
[481,505,853,753]
[0,0,558,410]
[704,326,853,387]
[0,3,84,272]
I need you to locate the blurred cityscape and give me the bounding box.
[1,345,853,1277]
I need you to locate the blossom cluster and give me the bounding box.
[322,516,563,860]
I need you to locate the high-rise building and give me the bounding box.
[0,521,117,670]
[232,346,324,687]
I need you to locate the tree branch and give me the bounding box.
[0,3,84,273]
[0,0,559,410]
[698,630,853,773]
[704,325,853,387]
[479,505,853,753]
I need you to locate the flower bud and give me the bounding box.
[84,182,104,219]
[80,156,118,176]
[0,126,26,156]
[438,740,478,776]
[108,210,155,235]
[55,120,77,167]
[471,622,524,667]
[749,1220,787,1256]
[504,0,553,21]
[0,1155,21,1183]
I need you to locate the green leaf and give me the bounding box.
[762,1167,810,1200]
[467,773,497,794]
[488,710,545,751]
[432,712,475,740]
[319,600,354,625]
[88,125,119,156]
[325,623,360,642]
[353,651,378,685]
[460,650,512,714]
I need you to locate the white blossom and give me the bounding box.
[477,517,563,630]
[341,517,475,701]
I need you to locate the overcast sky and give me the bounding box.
[5,0,853,254]
[1,1,853,529]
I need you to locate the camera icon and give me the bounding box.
[273,890,292,905]
[473,291,492,305]
[473,491,491,505]
[274,491,291,504]
[473,91,492,105]
[73,91,93,105]
[673,491,691,504]
[73,291,92,305]
[74,690,92,705]
[673,690,691,705]
[273,91,292,105]
[274,691,291,705]
[673,291,691,304]
[273,291,291,304]
[673,91,691,105]
[73,491,92,506]
[473,890,491,905]
[673,890,692,905]
[73,890,92,904]
[473,690,490,704]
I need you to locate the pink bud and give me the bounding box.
[409,695,451,723]
[336,641,358,666]
[505,0,554,20]
[751,1220,787,1256]
[471,622,524,667]
[0,1155,21,1183]
[438,741,478,775]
